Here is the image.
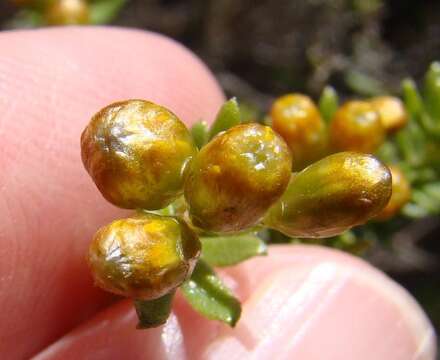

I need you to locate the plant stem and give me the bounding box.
[134,290,176,329]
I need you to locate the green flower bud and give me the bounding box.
[185,123,292,233]
[88,213,201,300]
[264,152,392,238]
[330,101,385,153]
[81,100,197,210]
[271,94,327,171]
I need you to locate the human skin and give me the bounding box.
[0,27,436,359]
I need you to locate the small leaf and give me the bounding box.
[423,62,440,120]
[318,85,339,123]
[191,121,209,149]
[209,98,241,139]
[412,189,440,214]
[5,10,43,29]
[181,260,241,327]
[402,78,424,118]
[89,0,126,25]
[201,234,267,267]
[402,202,430,218]
[344,70,386,96]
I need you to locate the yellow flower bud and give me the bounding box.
[45,0,89,25]
[330,101,385,153]
[370,96,408,133]
[88,213,201,300]
[185,123,292,233]
[81,100,197,210]
[271,94,327,170]
[376,165,411,220]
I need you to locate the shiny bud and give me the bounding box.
[88,213,201,300]
[45,0,89,25]
[376,165,411,220]
[185,123,292,233]
[370,96,408,133]
[264,152,392,238]
[270,94,327,170]
[330,100,385,153]
[81,100,197,210]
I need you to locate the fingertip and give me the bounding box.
[209,245,437,359]
[33,300,187,360]
[0,26,224,359]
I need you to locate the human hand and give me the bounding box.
[0,27,436,360]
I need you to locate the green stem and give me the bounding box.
[134,290,176,329]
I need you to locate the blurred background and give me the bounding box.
[1,0,439,349]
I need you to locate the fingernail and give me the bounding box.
[205,260,436,360]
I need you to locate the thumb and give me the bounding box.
[33,245,436,360]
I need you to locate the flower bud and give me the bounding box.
[264,152,392,238]
[271,94,327,170]
[45,0,89,25]
[330,101,385,153]
[88,213,201,300]
[81,100,197,210]
[376,165,411,220]
[185,123,292,233]
[370,96,408,133]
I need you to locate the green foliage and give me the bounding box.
[201,234,267,267]
[181,260,241,327]
[318,85,339,123]
[89,0,127,25]
[190,121,209,149]
[208,98,241,139]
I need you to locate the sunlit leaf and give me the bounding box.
[209,98,241,139]
[201,234,267,267]
[181,260,241,327]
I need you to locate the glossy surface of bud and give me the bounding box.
[330,101,385,153]
[88,213,201,300]
[271,94,327,170]
[81,100,197,210]
[185,123,292,233]
[45,0,89,25]
[264,152,392,238]
[376,165,411,220]
[370,96,408,133]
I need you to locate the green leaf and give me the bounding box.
[395,118,427,167]
[402,202,430,218]
[424,62,440,121]
[402,78,424,118]
[412,189,440,214]
[5,10,43,29]
[201,234,267,267]
[318,85,339,123]
[134,290,175,329]
[376,141,399,164]
[344,70,386,96]
[209,98,241,139]
[89,0,126,25]
[181,260,241,327]
[191,121,209,149]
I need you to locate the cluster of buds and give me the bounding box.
[81,95,400,328]
[269,94,411,223]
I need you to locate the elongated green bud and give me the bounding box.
[264,152,392,238]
